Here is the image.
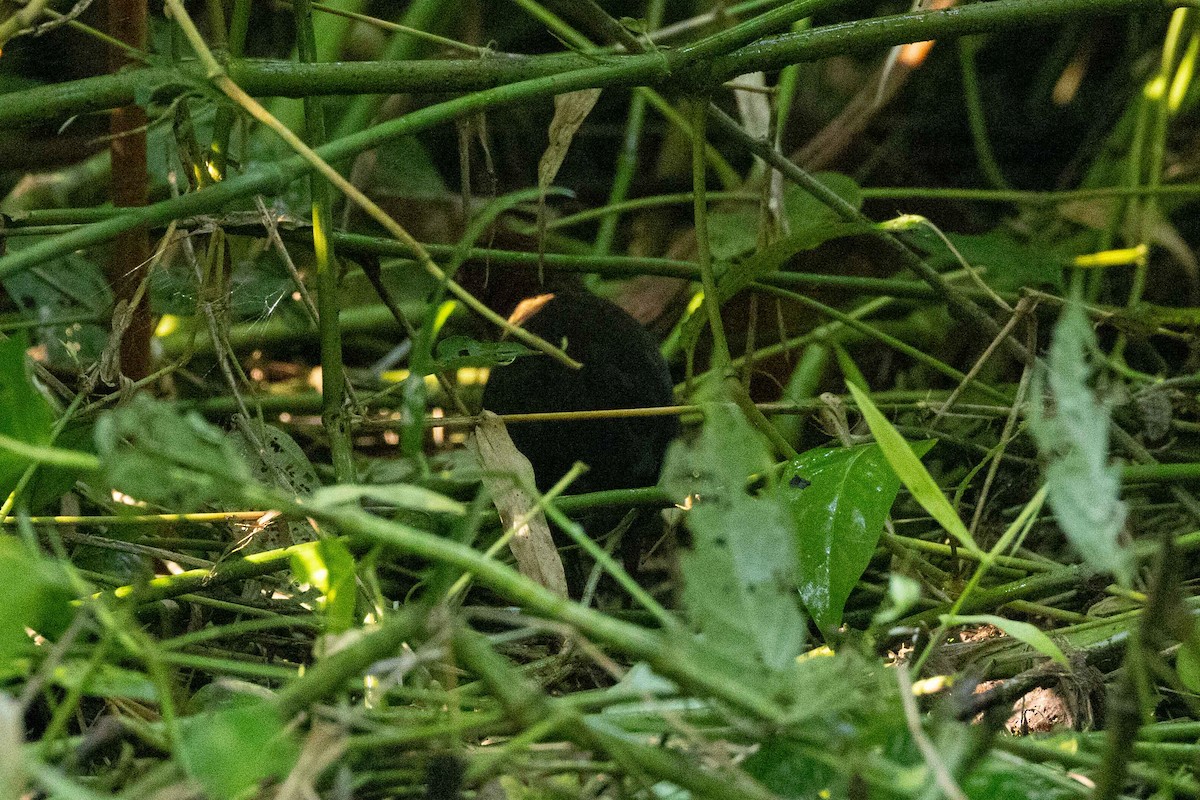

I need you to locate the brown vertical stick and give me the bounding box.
[107,0,151,382]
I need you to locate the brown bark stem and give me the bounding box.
[106,0,151,382]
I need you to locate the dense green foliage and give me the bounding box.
[2,0,1200,799]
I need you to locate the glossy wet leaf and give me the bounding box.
[783,441,932,630]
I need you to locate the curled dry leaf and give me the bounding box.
[538,89,603,193]
[470,412,569,598]
[537,89,602,262]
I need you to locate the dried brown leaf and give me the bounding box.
[470,413,569,598]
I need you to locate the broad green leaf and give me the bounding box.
[706,173,864,262]
[686,175,868,355]
[373,134,446,195]
[95,395,256,512]
[290,540,357,633]
[0,537,75,658]
[783,441,933,630]
[743,737,838,799]
[947,230,1064,292]
[180,699,299,800]
[939,614,1068,667]
[1028,300,1132,586]
[681,220,870,354]
[3,253,110,368]
[661,403,805,671]
[961,758,1079,800]
[0,333,56,498]
[229,421,319,498]
[845,382,980,555]
[707,205,758,261]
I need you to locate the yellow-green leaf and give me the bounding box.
[845,382,980,555]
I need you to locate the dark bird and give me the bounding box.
[481,287,678,495]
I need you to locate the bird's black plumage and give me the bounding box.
[481,289,678,494]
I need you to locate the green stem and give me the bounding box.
[709,105,1035,366]
[690,99,732,371]
[958,36,1011,191]
[0,0,1165,125]
[295,0,355,481]
[756,283,1013,403]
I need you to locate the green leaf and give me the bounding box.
[228,421,319,498]
[781,174,863,232]
[661,403,805,671]
[95,395,257,512]
[50,661,159,703]
[1177,631,1200,693]
[0,333,56,497]
[373,135,446,195]
[706,173,863,263]
[845,382,980,555]
[1028,300,1132,585]
[226,420,321,548]
[706,205,758,262]
[434,335,533,370]
[961,758,1079,800]
[3,252,110,368]
[946,230,1064,293]
[309,484,465,515]
[743,737,838,798]
[290,540,357,633]
[873,574,922,627]
[0,537,76,659]
[180,699,299,800]
[783,441,933,630]
[939,614,1069,667]
[685,175,869,355]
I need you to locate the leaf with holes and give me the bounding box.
[661,403,805,671]
[95,395,256,512]
[1029,300,1132,586]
